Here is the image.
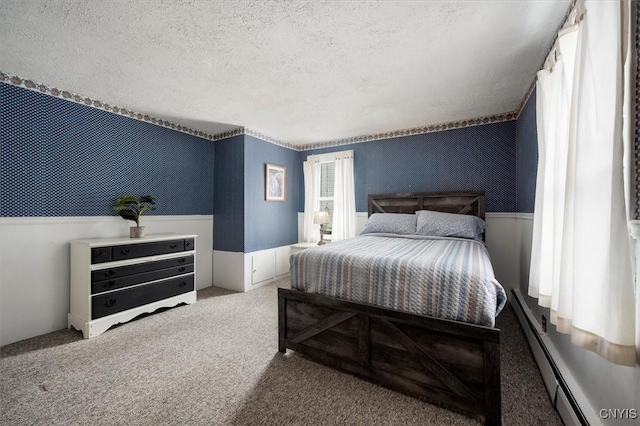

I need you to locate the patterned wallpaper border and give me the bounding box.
[2,70,519,152]
[293,112,518,151]
[1,3,577,151]
[243,128,297,150]
[0,71,244,142]
[514,0,577,121]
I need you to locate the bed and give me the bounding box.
[278,192,505,425]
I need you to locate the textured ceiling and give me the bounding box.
[0,0,571,145]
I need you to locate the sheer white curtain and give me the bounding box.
[332,150,357,241]
[302,155,321,243]
[529,0,638,366]
[623,0,640,372]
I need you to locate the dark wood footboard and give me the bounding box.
[278,288,501,426]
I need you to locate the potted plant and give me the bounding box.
[114,195,156,238]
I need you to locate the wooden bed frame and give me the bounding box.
[278,192,501,425]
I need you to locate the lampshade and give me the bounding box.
[313,211,330,225]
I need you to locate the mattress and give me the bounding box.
[290,234,506,327]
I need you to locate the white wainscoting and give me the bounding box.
[0,215,213,346]
[516,213,534,291]
[213,245,291,293]
[484,213,518,295]
[297,212,369,242]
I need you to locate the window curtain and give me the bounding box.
[529,0,638,366]
[331,150,356,241]
[302,155,321,243]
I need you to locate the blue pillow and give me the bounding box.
[360,213,417,235]
[415,210,485,240]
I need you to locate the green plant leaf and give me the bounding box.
[140,195,156,205]
[116,195,137,204]
[114,195,138,211]
[118,210,137,222]
[114,195,155,225]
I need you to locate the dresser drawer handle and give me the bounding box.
[104,299,117,308]
[178,267,186,273]
[120,249,130,255]
[178,257,186,264]
[103,280,116,289]
[185,242,192,248]
[96,252,106,257]
[179,281,187,288]
[169,243,178,249]
[104,270,115,277]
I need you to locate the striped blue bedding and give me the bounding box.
[290,234,506,327]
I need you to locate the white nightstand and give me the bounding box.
[290,242,322,255]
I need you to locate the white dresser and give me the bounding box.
[68,233,197,338]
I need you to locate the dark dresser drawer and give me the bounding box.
[184,238,195,251]
[91,255,194,282]
[91,274,194,319]
[111,239,184,261]
[91,247,112,264]
[92,264,194,294]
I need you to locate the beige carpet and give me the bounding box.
[1,277,562,425]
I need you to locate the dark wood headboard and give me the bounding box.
[368,191,486,220]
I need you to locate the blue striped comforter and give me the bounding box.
[290,234,506,327]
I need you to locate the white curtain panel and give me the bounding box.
[529,0,637,366]
[331,150,357,241]
[302,156,321,243]
[622,1,637,222]
[624,0,640,372]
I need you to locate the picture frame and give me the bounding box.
[265,163,286,201]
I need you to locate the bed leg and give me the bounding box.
[483,341,502,425]
[278,293,286,353]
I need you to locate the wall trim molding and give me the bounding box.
[307,211,524,218]
[1,2,579,153]
[514,0,576,120]
[515,212,534,221]
[628,219,640,239]
[295,113,518,151]
[485,212,518,219]
[0,215,214,226]
[515,83,536,119]
[2,70,518,153]
[0,71,242,142]
[243,128,297,150]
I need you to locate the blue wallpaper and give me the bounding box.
[213,135,299,253]
[244,135,299,252]
[1,83,214,217]
[516,90,538,213]
[636,0,640,219]
[213,135,245,252]
[298,121,517,212]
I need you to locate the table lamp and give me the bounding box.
[313,211,330,245]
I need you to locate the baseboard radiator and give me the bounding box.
[510,289,600,426]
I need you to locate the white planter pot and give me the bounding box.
[130,226,145,238]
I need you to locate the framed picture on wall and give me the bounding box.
[265,163,286,201]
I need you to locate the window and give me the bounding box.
[319,161,335,235]
[303,149,356,243]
